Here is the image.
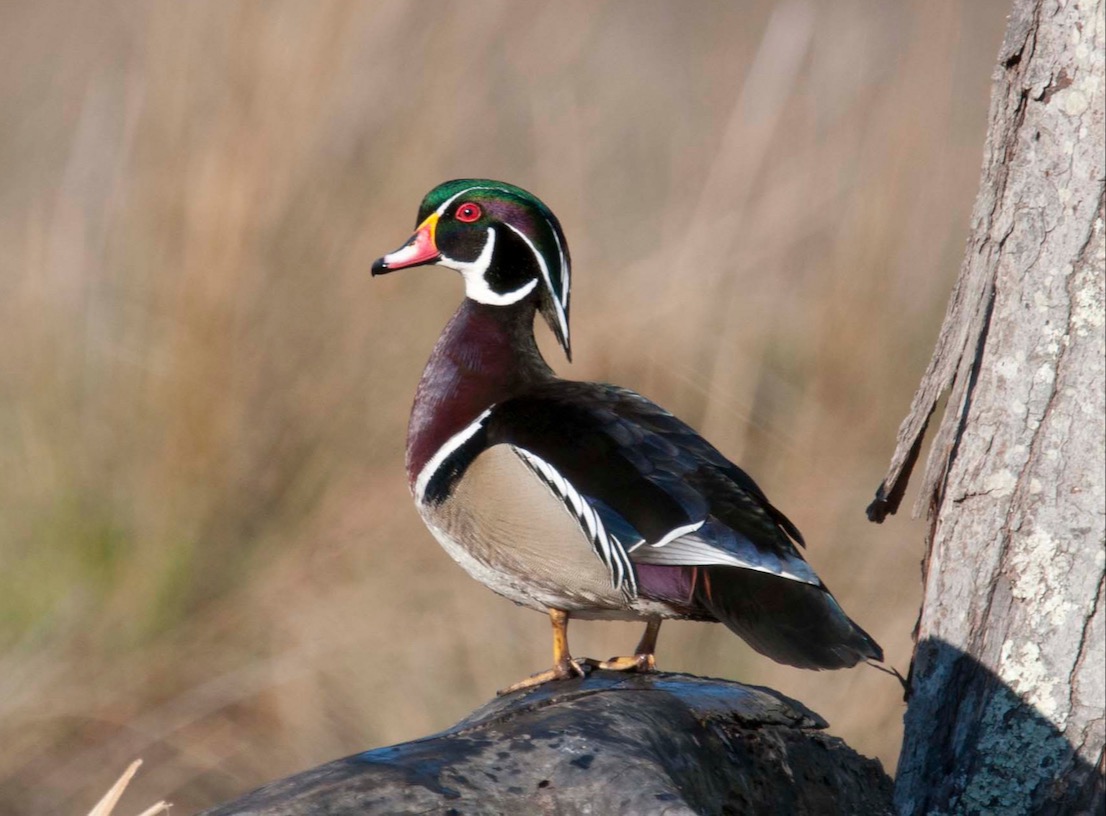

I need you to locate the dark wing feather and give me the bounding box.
[485,387,708,543]
[488,380,883,669]
[485,380,808,576]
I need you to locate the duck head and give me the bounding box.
[372,179,572,359]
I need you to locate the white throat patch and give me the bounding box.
[440,227,538,306]
[432,185,568,327]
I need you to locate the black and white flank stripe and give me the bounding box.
[514,448,638,598]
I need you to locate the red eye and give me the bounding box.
[455,202,482,223]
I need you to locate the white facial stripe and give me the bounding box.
[439,224,496,276]
[549,217,570,313]
[434,186,570,342]
[504,222,570,342]
[434,189,470,217]
[415,409,492,505]
[439,227,540,305]
[464,276,538,306]
[433,185,519,218]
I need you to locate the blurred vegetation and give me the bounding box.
[0,1,1007,812]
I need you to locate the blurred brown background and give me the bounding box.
[0,1,1009,813]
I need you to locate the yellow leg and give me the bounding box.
[497,609,593,695]
[551,608,571,666]
[597,618,661,672]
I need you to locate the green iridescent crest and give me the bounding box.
[418,179,572,358]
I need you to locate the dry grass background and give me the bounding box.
[0,1,1009,812]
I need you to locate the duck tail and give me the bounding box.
[694,566,883,670]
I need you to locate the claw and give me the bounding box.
[497,655,596,695]
[569,656,599,676]
[596,653,657,673]
[497,666,568,695]
[497,614,661,694]
[595,620,660,673]
[497,610,598,695]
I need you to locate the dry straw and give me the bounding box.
[86,760,169,816]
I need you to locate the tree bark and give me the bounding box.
[868,0,1105,813]
[198,672,893,815]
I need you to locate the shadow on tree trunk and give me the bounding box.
[898,639,1105,816]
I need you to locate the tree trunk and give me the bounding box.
[198,672,893,815]
[867,0,1105,813]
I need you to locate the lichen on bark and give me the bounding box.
[870,0,1105,813]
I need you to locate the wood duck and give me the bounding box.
[372,180,882,692]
